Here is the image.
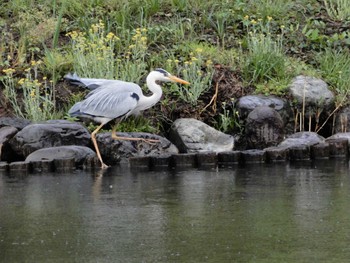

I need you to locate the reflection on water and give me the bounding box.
[1,160,350,262]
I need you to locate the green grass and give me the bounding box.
[1,0,350,133]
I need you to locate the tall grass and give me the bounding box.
[315,49,350,104]
[241,17,287,85]
[323,0,350,21]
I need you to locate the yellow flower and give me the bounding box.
[244,15,249,20]
[251,19,257,25]
[267,16,273,21]
[3,68,15,75]
[106,32,116,40]
[18,78,26,85]
[206,59,213,66]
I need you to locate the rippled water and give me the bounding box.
[1,160,350,262]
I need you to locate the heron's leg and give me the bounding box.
[111,125,160,144]
[91,123,109,169]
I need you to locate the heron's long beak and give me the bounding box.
[169,75,190,85]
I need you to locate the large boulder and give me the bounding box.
[169,118,234,153]
[235,95,291,119]
[9,120,91,160]
[289,75,334,111]
[245,106,284,149]
[235,94,293,134]
[97,132,178,165]
[0,117,31,130]
[25,145,96,166]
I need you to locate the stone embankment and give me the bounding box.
[1,74,350,173]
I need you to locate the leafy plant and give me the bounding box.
[214,101,242,133]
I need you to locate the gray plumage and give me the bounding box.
[65,69,189,168]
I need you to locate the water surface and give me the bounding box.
[1,160,350,262]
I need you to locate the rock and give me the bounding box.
[170,153,197,168]
[245,106,284,149]
[0,126,18,161]
[0,117,31,130]
[279,132,325,148]
[169,118,234,153]
[326,132,350,144]
[97,132,178,165]
[325,138,348,157]
[25,145,97,167]
[311,143,330,159]
[288,146,311,160]
[196,152,217,168]
[217,151,242,165]
[289,75,334,111]
[0,126,18,143]
[9,120,91,160]
[265,146,289,162]
[241,149,266,163]
[235,94,291,121]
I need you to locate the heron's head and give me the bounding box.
[150,68,190,85]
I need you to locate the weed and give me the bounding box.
[323,0,350,21]
[315,48,350,104]
[165,47,214,105]
[1,62,58,121]
[214,100,242,133]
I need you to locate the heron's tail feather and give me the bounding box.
[65,73,103,90]
[64,73,87,87]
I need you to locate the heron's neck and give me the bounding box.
[138,74,163,111]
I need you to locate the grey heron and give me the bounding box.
[66,68,190,169]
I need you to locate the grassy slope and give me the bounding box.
[1,0,350,135]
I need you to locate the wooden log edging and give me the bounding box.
[0,138,349,173]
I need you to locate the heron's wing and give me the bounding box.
[65,73,132,90]
[69,85,141,119]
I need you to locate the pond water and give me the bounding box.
[1,160,350,262]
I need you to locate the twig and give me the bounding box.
[200,74,224,115]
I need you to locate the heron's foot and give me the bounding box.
[101,162,109,169]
